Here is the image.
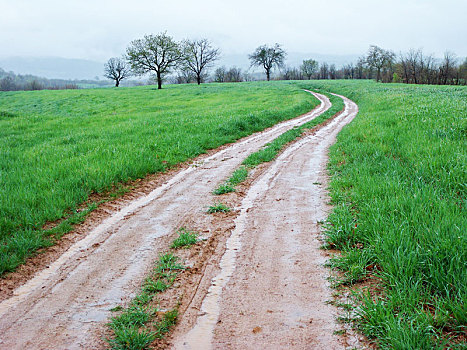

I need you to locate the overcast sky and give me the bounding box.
[1,0,466,62]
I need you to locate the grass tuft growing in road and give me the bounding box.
[106,253,185,349]
[213,166,249,195]
[171,228,198,249]
[207,203,231,213]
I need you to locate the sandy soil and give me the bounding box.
[171,94,360,350]
[0,91,333,350]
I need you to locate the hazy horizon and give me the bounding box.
[1,0,466,64]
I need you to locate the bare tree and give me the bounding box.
[126,32,182,89]
[366,45,395,82]
[182,39,220,85]
[225,67,243,82]
[301,59,318,80]
[249,44,286,81]
[319,63,329,79]
[213,66,227,82]
[329,64,337,79]
[173,67,196,84]
[439,51,457,85]
[281,66,302,80]
[104,57,132,87]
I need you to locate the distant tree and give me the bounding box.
[213,66,227,82]
[281,66,303,80]
[319,63,329,79]
[0,76,16,91]
[25,80,44,91]
[366,45,395,82]
[212,66,243,83]
[126,32,182,89]
[439,51,457,85]
[355,57,367,79]
[329,64,337,79]
[301,59,318,79]
[249,44,286,81]
[459,58,467,84]
[104,57,132,87]
[225,67,243,82]
[173,67,196,84]
[182,39,220,85]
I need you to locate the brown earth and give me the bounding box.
[0,91,340,349]
[170,94,363,350]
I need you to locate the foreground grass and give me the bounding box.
[303,81,466,348]
[0,81,318,275]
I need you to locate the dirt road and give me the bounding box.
[172,94,358,349]
[0,91,338,349]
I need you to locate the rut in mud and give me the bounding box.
[172,94,359,350]
[0,91,338,350]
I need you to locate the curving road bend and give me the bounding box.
[172,94,359,350]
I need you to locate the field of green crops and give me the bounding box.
[0,82,317,275]
[298,80,466,349]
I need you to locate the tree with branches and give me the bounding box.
[366,45,395,82]
[104,57,132,87]
[249,44,286,81]
[182,39,220,85]
[301,59,318,79]
[126,32,182,89]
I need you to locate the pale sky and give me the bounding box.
[1,0,466,61]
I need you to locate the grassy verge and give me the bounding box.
[303,81,466,348]
[0,81,319,276]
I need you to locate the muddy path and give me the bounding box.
[0,91,333,350]
[171,94,359,350]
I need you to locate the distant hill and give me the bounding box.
[0,53,360,81]
[0,57,105,80]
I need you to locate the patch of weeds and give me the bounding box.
[207,203,231,213]
[143,277,174,294]
[214,166,249,195]
[155,308,179,338]
[333,329,347,335]
[109,306,156,330]
[107,325,156,350]
[228,166,248,186]
[213,183,235,195]
[106,253,185,349]
[156,253,185,272]
[171,228,198,249]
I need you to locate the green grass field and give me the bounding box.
[0,82,317,275]
[1,80,465,348]
[299,81,466,349]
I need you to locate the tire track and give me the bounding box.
[173,94,359,350]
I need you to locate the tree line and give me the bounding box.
[0,68,81,91]
[105,32,291,88]
[2,30,465,91]
[107,33,466,87]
